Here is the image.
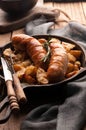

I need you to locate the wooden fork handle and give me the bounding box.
[6,80,20,113]
[13,73,27,104]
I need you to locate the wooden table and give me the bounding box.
[0,0,86,130]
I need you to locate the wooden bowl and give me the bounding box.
[0,0,38,14]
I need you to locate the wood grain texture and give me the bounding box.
[81,2,86,23]
[53,2,86,24]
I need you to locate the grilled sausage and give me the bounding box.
[47,42,68,83]
[26,37,47,69]
[12,34,31,51]
[12,34,47,69]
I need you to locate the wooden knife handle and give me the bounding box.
[6,80,20,113]
[13,73,27,104]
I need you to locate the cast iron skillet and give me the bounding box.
[0,35,86,88]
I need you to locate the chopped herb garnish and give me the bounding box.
[42,38,51,62]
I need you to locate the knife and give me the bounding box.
[1,57,20,112]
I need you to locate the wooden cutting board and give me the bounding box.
[0,6,60,34]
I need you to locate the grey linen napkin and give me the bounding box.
[20,20,86,130]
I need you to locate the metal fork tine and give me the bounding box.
[9,55,15,73]
[4,57,14,74]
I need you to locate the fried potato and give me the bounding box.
[70,50,82,59]
[25,65,37,77]
[68,53,76,63]
[50,38,61,44]
[24,75,36,84]
[75,61,81,68]
[65,70,79,78]
[74,64,80,71]
[36,67,49,85]
[3,48,15,58]
[24,65,37,84]
[16,68,26,80]
[66,62,74,74]
[13,64,23,72]
[20,60,31,67]
[62,42,75,52]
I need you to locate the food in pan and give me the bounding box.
[2,34,83,85]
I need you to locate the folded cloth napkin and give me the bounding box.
[20,20,86,130]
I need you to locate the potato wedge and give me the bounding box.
[62,42,75,52]
[66,62,74,74]
[36,67,48,84]
[70,50,82,59]
[68,53,76,63]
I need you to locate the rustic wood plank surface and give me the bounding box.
[0,0,86,130]
[50,1,86,24]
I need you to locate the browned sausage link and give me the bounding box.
[12,34,47,69]
[12,34,31,51]
[26,37,47,69]
[47,42,68,83]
